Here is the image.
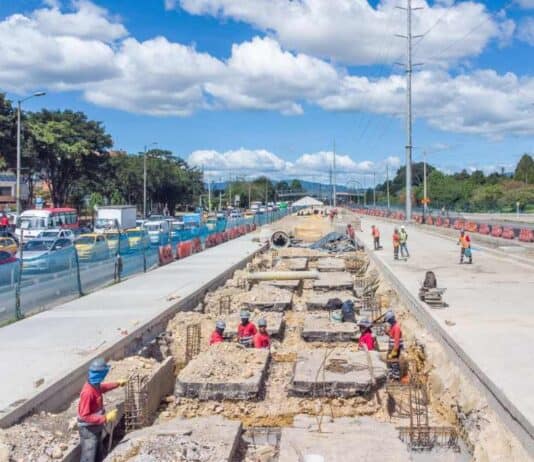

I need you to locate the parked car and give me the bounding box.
[37,228,75,241]
[0,236,18,255]
[18,238,75,272]
[126,228,150,250]
[0,250,17,265]
[74,233,110,261]
[104,231,130,254]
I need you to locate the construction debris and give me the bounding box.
[309,232,357,253]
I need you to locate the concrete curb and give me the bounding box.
[362,239,534,456]
[0,240,267,428]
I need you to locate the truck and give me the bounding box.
[94,206,137,233]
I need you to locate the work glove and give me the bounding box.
[387,349,398,360]
[116,379,127,387]
[105,409,118,423]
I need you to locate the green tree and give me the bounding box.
[290,179,304,192]
[28,110,112,206]
[276,180,289,192]
[0,93,16,169]
[514,154,534,184]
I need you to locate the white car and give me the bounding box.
[37,229,75,241]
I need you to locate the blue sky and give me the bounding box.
[1,0,534,184]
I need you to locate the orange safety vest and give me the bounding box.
[372,228,380,238]
[459,235,470,249]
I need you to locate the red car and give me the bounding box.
[0,250,17,265]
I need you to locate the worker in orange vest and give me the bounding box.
[458,230,472,264]
[371,225,381,250]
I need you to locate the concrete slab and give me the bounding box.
[0,234,263,426]
[290,348,386,397]
[316,256,346,272]
[275,257,308,271]
[104,415,241,462]
[313,271,354,291]
[302,312,359,342]
[176,344,270,400]
[278,415,412,462]
[357,215,534,454]
[305,291,358,311]
[222,311,284,338]
[242,285,293,312]
[264,279,301,291]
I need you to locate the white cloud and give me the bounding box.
[518,17,534,45]
[293,151,375,174]
[318,69,534,138]
[516,0,534,9]
[0,1,124,92]
[177,0,510,67]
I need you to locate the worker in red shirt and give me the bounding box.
[357,319,376,351]
[346,223,355,241]
[209,320,226,345]
[237,310,257,347]
[254,318,271,349]
[384,310,404,380]
[0,212,8,235]
[392,228,400,260]
[77,358,126,462]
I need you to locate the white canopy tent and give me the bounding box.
[291,196,324,207]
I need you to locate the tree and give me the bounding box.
[514,154,534,184]
[290,179,304,192]
[0,93,16,169]
[28,110,112,206]
[276,180,289,192]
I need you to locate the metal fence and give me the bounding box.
[0,210,290,325]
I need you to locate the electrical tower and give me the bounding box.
[396,0,422,221]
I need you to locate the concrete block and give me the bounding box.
[305,291,358,311]
[302,312,358,342]
[176,347,270,400]
[316,257,346,272]
[276,257,308,271]
[264,279,301,291]
[104,415,242,461]
[290,349,386,397]
[278,415,411,462]
[242,287,293,312]
[313,272,354,291]
[223,312,284,339]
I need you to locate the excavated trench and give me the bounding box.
[0,212,528,461]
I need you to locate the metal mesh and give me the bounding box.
[185,323,201,363]
[124,374,149,432]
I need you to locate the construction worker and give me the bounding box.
[78,358,126,462]
[0,212,8,236]
[209,320,226,345]
[346,223,355,242]
[392,228,400,260]
[384,310,404,380]
[458,230,473,264]
[399,225,410,258]
[371,225,380,250]
[357,319,376,351]
[253,318,271,349]
[237,310,257,347]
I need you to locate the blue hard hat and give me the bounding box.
[240,310,250,319]
[258,318,267,327]
[358,318,372,329]
[384,310,395,324]
[216,320,226,330]
[89,357,109,373]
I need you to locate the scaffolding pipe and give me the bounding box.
[246,271,319,281]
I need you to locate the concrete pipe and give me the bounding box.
[270,230,290,249]
[246,271,319,281]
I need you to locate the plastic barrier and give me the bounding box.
[425,216,434,225]
[478,223,491,235]
[443,218,451,228]
[465,221,478,233]
[435,217,443,226]
[502,227,515,239]
[519,228,534,242]
[178,241,193,259]
[192,238,202,253]
[158,244,174,265]
[453,219,465,230]
[491,225,503,237]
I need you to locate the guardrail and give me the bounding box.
[0,209,290,325]
[352,207,534,243]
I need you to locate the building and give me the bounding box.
[0,173,29,209]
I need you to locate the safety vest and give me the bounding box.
[372,228,380,238]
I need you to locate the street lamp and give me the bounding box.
[143,142,158,219]
[16,91,46,215]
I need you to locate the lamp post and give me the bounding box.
[143,142,157,219]
[16,92,46,216]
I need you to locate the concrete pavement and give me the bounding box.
[0,233,263,426]
[356,215,534,455]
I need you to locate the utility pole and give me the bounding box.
[386,162,391,210]
[328,166,333,207]
[248,182,252,208]
[208,179,212,212]
[373,171,376,207]
[333,140,337,208]
[423,150,427,221]
[143,142,157,218]
[396,0,422,222]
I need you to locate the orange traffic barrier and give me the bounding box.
[519,228,534,242]
[158,244,174,265]
[465,221,478,233]
[425,216,434,225]
[491,225,503,237]
[435,217,443,226]
[502,227,515,239]
[453,219,464,230]
[479,224,491,235]
[178,241,192,259]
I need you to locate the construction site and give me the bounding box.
[0,209,533,462]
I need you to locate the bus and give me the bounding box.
[15,208,79,239]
